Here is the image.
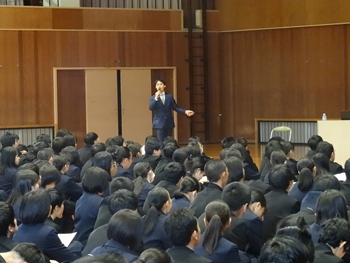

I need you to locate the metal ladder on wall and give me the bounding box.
[185,0,208,141]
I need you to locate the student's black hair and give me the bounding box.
[46,188,64,215]
[164,208,198,246]
[39,164,61,188]
[221,182,251,212]
[63,134,77,147]
[56,129,70,138]
[224,149,243,161]
[264,141,283,160]
[7,169,39,205]
[204,159,226,183]
[298,168,314,192]
[185,145,201,158]
[33,141,49,156]
[184,156,205,175]
[172,148,189,164]
[203,200,230,254]
[61,146,80,165]
[36,133,52,145]
[270,150,287,165]
[312,174,341,191]
[19,189,51,224]
[19,152,36,166]
[128,142,142,158]
[163,136,179,148]
[92,151,113,175]
[312,152,330,175]
[296,158,314,173]
[307,135,323,150]
[37,148,54,161]
[229,143,247,162]
[82,167,110,194]
[113,146,131,164]
[250,190,267,208]
[163,162,186,184]
[12,243,47,263]
[18,162,39,175]
[98,252,127,263]
[0,132,17,149]
[52,137,66,155]
[109,177,134,194]
[142,187,170,235]
[109,136,124,147]
[107,209,143,250]
[219,148,228,160]
[0,146,18,174]
[268,136,284,142]
[91,143,107,157]
[268,164,295,190]
[145,140,161,156]
[173,176,199,199]
[135,248,172,263]
[52,155,68,172]
[315,189,348,224]
[107,189,138,215]
[84,132,99,145]
[319,218,350,251]
[17,144,28,153]
[221,136,236,149]
[133,162,152,196]
[316,141,334,160]
[236,137,248,148]
[224,156,244,182]
[0,201,15,236]
[73,256,109,263]
[281,141,294,155]
[259,236,310,263]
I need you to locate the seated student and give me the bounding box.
[133,162,155,214]
[316,141,343,174]
[276,215,315,263]
[82,189,138,256]
[259,140,283,176]
[315,218,350,263]
[61,146,81,182]
[262,164,300,243]
[288,168,314,203]
[94,178,134,229]
[259,236,310,263]
[296,174,341,225]
[0,243,46,263]
[340,158,350,205]
[237,137,259,173]
[221,136,236,150]
[310,190,348,244]
[90,209,142,263]
[0,147,20,196]
[13,189,78,262]
[80,143,106,179]
[194,201,241,263]
[156,162,185,198]
[134,248,172,263]
[143,139,162,172]
[52,155,83,202]
[127,142,143,173]
[36,148,54,165]
[262,150,287,184]
[171,176,199,213]
[51,137,66,156]
[281,141,298,173]
[184,156,205,184]
[74,167,110,246]
[305,135,323,158]
[187,136,211,164]
[7,169,41,222]
[223,156,245,183]
[113,147,134,180]
[313,152,331,176]
[229,143,259,180]
[0,202,18,253]
[39,165,61,189]
[97,252,128,263]
[164,208,212,263]
[142,187,173,250]
[79,132,100,165]
[153,143,178,185]
[92,151,118,180]
[242,190,266,257]
[45,189,64,232]
[172,147,190,165]
[190,159,228,218]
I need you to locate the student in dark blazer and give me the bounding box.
[114,147,134,180]
[153,143,178,185]
[190,159,228,218]
[314,218,350,263]
[143,139,162,172]
[194,201,240,263]
[156,162,185,198]
[165,208,212,263]
[149,79,194,146]
[316,141,343,174]
[0,202,18,253]
[262,164,300,242]
[171,176,199,213]
[13,189,77,262]
[79,132,100,165]
[0,147,19,196]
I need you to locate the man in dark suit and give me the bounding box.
[165,208,212,263]
[262,164,300,242]
[190,159,228,218]
[149,79,194,146]
[314,218,350,263]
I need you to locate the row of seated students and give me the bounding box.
[0,129,350,263]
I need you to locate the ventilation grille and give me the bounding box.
[0,126,54,146]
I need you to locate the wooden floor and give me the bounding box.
[203,143,309,169]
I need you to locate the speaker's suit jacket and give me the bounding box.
[149,94,185,129]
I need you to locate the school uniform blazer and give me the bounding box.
[116,164,134,180]
[155,180,179,198]
[0,236,18,253]
[0,167,18,195]
[136,181,154,214]
[194,234,240,263]
[13,223,77,263]
[314,243,345,263]
[167,246,212,263]
[190,183,223,218]
[242,208,263,256]
[149,94,185,129]
[82,224,108,256]
[90,239,139,263]
[55,174,83,202]
[170,195,191,213]
[288,182,310,203]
